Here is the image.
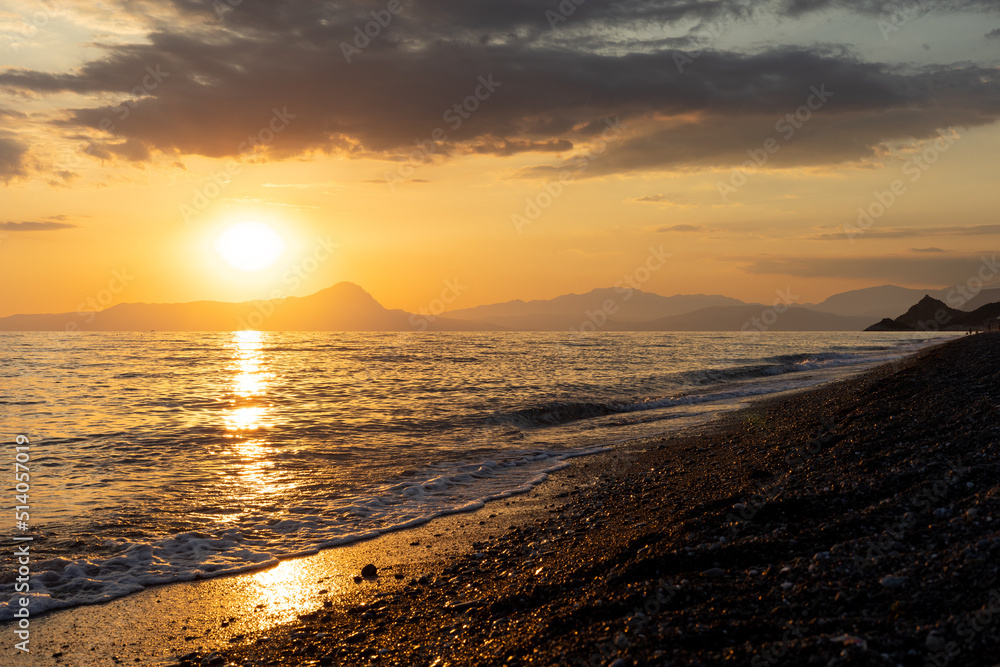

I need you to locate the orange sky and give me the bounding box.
[2,1,999,317]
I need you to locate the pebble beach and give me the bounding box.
[154,333,1000,667]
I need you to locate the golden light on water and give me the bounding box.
[234,357,266,397]
[231,554,355,630]
[229,438,282,503]
[233,328,265,348]
[216,329,347,626]
[226,406,267,431]
[225,330,272,432]
[222,331,286,497]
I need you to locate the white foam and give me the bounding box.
[0,445,607,622]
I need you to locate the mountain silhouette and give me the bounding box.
[0,282,489,332]
[5,282,999,332]
[866,295,1000,331]
[442,288,746,330]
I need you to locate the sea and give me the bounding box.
[0,330,953,620]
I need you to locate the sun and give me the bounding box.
[214,221,286,272]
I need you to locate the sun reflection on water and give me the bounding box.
[224,330,273,432]
[219,330,288,497]
[226,406,267,431]
[241,558,349,625]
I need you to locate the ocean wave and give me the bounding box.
[492,350,905,427]
[0,446,607,622]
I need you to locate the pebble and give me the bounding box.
[926,632,946,652]
[190,336,1000,667]
[879,575,908,588]
[361,564,378,577]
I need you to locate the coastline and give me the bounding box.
[13,333,1000,666]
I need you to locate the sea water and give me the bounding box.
[0,330,950,619]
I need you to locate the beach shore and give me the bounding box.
[17,333,1000,666]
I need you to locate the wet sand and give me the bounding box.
[8,473,583,666]
[14,333,1000,666]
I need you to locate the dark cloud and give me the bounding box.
[635,195,676,204]
[81,138,152,163]
[780,0,1000,16]
[0,135,27,182]
[658,224,706,232]
[0,221,78,231]
[911,247,946,253]
[466,138,573,156]
[1,0,999,175]
[987,28,1000,38]
[740,253,1000,284]
[809,224,1000,240]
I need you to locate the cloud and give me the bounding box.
[2,0,1000,178]
[658,224,707,232]
[740,253,999,285]
[0,134,27,182]
[0,221,78,231]
[779,0,1000,16]
[987,28,1000,38]
[634,195,679,204]
[632,193,711,207]
[911,247,946,253]
[808,224,1000,240]
[80,138,152,163]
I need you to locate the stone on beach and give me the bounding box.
[207,334,1000,667]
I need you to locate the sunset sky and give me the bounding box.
[1,0,999,317]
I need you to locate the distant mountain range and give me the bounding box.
[865,295,1000,332]
[0,283,488,332]
[1,282,997,332]
[442,289,746,330]
[801,286,1000,319]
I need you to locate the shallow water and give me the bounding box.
[0,330,950,618]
